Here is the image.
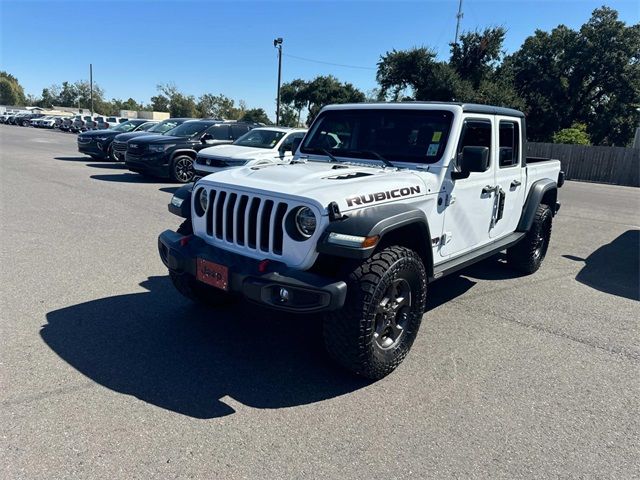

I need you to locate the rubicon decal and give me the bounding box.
[346,186,421,207]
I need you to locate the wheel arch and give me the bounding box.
[170,149,197,162]
[517,179,557,232]
[316,203,434,277]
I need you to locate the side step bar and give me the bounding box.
[429,232,525,282]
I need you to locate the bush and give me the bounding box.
[552,123,591,145]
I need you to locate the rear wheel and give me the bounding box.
[507,204,553,274]
[322,246,427,379]
[171,155,195,183]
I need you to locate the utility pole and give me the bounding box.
[274,37,283,125]
[454,0,464,45]
[89,63,94,115]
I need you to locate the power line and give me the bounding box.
[283,53,377,71]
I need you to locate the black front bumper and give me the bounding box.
[158,230,347,313]
[78,142,107,158]
[126,152,171,177]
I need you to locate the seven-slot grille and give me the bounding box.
[201,188,289,256]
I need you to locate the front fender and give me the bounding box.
[317,203,432,271]
[168,182,194,218]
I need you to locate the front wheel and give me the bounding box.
[323,246,428,380]
[507,204,553,274]
[171,155,195,183]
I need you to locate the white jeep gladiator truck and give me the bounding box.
[158,102,564,379]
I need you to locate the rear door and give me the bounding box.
[489,117,525,239]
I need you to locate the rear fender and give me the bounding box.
[517,179,557,232]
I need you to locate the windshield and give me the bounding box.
[149,120,181,134]
[233,129,286,149]
[301,109,454,164]
[113,121,139,132]
[137,122,157,131]
[163,121,211,137]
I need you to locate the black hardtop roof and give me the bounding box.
[327,101,525,118]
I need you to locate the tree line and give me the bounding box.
[2,7,638,145]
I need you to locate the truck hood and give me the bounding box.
[198,161,439,214]
[113,131,161,142]
[199,144,279,161]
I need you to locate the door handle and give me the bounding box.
[510,180,522,188]
[482,185,495,195]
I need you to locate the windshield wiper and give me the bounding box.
[351,150,395,168]
[321,148,341,163]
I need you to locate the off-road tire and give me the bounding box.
[177,219,193,236]
[171,155,195,183]
[322,246,428,380]
[507,203,553,274]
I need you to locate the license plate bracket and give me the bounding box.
[196,258,229,291]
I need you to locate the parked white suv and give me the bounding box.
[193,127,307,178]
[159,102,564,379]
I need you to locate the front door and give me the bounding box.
[440,116,496,258]
[490,118,525,238]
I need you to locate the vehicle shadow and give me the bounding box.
[86,163,127,170]
[563,229,639,301]
[90,173,170,184]
[42,276,370,419]
[54,156,94,162]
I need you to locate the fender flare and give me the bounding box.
[169,149,197,163]
[517,179,557,232]
[168,182,194,218]
[317,203,434,275]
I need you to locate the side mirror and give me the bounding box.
[291,137,302,154]
[280,143,292,153]
[452,146,490,180]
[201,133,213,144]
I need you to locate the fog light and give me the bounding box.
[279,288,290,302]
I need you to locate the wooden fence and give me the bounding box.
[527,142,639,187]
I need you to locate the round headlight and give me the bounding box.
[198,188,209,214]
[295,207,316,238]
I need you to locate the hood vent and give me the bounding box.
[325,172,373,180]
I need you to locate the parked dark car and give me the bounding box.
[77,119,157,160]
[111,118,193,161]
[16,113,44,126]
[125,120,255,182]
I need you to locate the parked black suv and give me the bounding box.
[111,118,193,161]
[125,120,255,182]
[77,119,157,160]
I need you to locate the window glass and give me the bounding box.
[138,122,157,131]
[149,121,179,133]
[231,125,250,139]
[499,121,520,167]
[457,119,492,164]
[113,121,139,132]
[280,132,306,149]
[164,121,212,137]
[234,129,287,149]
[301,109,453,164]
[207,125,231,140]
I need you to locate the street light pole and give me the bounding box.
[274,37,283,125]
[90,63,94,115]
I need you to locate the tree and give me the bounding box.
[150,94,169,112]
[510,7,640,145]
[552,123,591,145]
[450,28,506,88]
[0,71,27,105]
[280,76,365,125]
[169,92,197,117]
[196,93,245,119]
[241,108,272,124]
[278,105,299,127]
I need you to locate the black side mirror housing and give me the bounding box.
[452,146,490,180]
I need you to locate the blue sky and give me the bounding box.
[1,0,638,119]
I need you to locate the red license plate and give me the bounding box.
[196,258,229,291]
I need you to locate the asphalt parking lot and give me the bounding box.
[1,124,639,479]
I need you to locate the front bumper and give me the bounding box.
[78,142,106,158]
[158,229,347,313]
[126,152,171,177]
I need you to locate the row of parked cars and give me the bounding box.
[76,117,307,183]
[0,111,130,132]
